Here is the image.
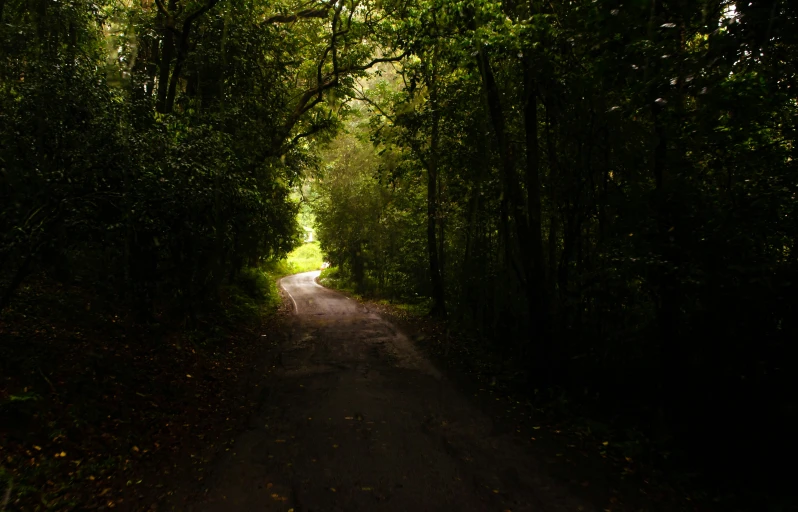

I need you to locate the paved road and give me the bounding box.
[194,271,592,512]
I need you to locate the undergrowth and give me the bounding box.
[220,267,282,325]
[318,266,355,295]
[0,267,285,510]
[284,242,324,273]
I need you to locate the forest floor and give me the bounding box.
[364,304,713,512]
[0,275,290,511]
[187,271,709,512]
[325,291,786,512]
[190,270,590,511]
[0,271,749,511]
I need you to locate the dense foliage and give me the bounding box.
[311,0,798,499]
[0,0,408,319]
[2,0,796,505]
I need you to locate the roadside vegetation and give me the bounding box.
[2,0,796,509]
[0,268,283,510]
[308,3,798,509]
[0,0,396,504]
[284,242,324,274]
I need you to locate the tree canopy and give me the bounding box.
[2,0,796,506]
[310,0,798,501]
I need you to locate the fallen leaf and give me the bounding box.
[330,487,337,492]
[362,487,372,491]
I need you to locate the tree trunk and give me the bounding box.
[523,56,550,370]
[545,107,560,299]
[352,242,365,293]
[426,57,446,317]
[438,178,446,282]
[478,48,552,381]
[0,254,33,312]
[415,39,447,317]
[476,50,533,286]
[156,0,176,113]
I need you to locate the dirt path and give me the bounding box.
[191,271,594,512]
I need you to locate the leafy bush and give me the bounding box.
[318,266,360,296]
[220,268,281,325]
[285,242,324,273]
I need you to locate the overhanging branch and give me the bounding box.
[264,8,330,24]
[263,0,336,25]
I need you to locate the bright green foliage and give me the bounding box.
[286,242,324,273]
[0,0,408,318]
[220,267,283,324]
[313,115,428,297]
[2,0,797,502]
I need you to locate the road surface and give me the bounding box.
[194,271,592,511]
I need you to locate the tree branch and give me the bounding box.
[287,49,408,131]
[264,8,330,24]
[164,0,222,112]
[275,0,409,153]
[336,50,410,75]
[153,0,171,17]
[184,0,221,26]
[351,87,396,124]
[285,118,334,152]
[263,0,335,25]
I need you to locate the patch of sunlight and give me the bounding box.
[285,241,324,273]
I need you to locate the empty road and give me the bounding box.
[193,271,591,512]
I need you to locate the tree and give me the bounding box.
[312,0,798,492]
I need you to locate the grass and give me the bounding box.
[219,267,283,326]
[218,241,324,328]
[284,242,324,274]
[318,266,358,296]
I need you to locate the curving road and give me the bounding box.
[194,271,592,512]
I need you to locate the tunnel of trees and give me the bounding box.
[1,0,796,508]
